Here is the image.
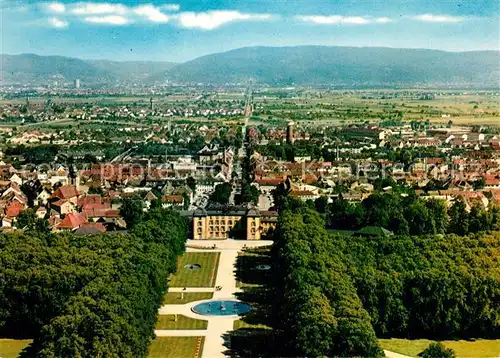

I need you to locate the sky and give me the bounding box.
[1,0,499,62]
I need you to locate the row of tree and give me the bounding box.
[0,207,187,357]
[235,144,260,206]
[272,208,384,357]
[271,205,499,354]
[326,192,500,236]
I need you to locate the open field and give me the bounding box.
[251,91,500,126]
[156,315,208,330]
[3,91,497,130]
[148,336,204,358]
[215,93,246,101]
[0,118,151,129]
[0,116,241,130]
[429,117,500,126]
[0,95,196,105]
[163,291,213,304]
[379,338,500,357]
[169,252,220,287]
[0,339,32,358]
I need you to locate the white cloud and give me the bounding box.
[375,17,392,24]
[71,3,128,15]
[176,10,272,30]
[412,14,464,23]
[84,15,129,25]
[48,16,68,28]
[160,4,181,12]
[134,5,170,23]
[296,15,391,25]
[46,2,65,14]
[40,2,271,29]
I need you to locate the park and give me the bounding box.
[0,205,499,358]
[151,239,272,358]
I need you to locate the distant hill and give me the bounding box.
[1,47,499,87]
[0,53,114,84]
[160,46,500,86]
[0,54,175,84]
[87,60,177,81]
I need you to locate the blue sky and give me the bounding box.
[1,0,499,62]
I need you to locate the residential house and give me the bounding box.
[57,212,88,231]
[50,184,79,215]
[35,188,52,206]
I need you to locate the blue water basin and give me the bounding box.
[192,300,251,316]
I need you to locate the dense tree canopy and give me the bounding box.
[208,183,232,205]
[337,231,500,339]
[120,196,145,228]
[0,208,187,357]
[272,208,383,357]
[236,183,260,205]
[326,192,499,236]
[16,208,37,229]
[272,206,500,354]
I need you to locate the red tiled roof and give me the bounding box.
[77,194,110,208]
[83,208,120,218]
[82,203,112,211]
[302,174,318,184]
[486,179,500,186]
[82,164,147,178]
[57,212,87,229]
[52,199,67,207]
[5,201,24,217]
[484,174,498,180]
[51,185,79,200]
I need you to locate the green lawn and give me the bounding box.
[0,339,32,358]
[379,338,500,357]
[233,320,271,330]
[148,336,204,358]
[163,292,213,305]
[156,315,208,330]
[169,252,220,287]
[235,249,271,288]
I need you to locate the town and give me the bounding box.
[0,89,498,237]
[1,86,499,358]
[2,0,500,355]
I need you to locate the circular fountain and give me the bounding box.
[184,264,201,270]
[192,300,251,316]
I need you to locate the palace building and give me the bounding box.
[192,205,277,240]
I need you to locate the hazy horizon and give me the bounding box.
[1,0,499,62]
[4,44,500,64]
